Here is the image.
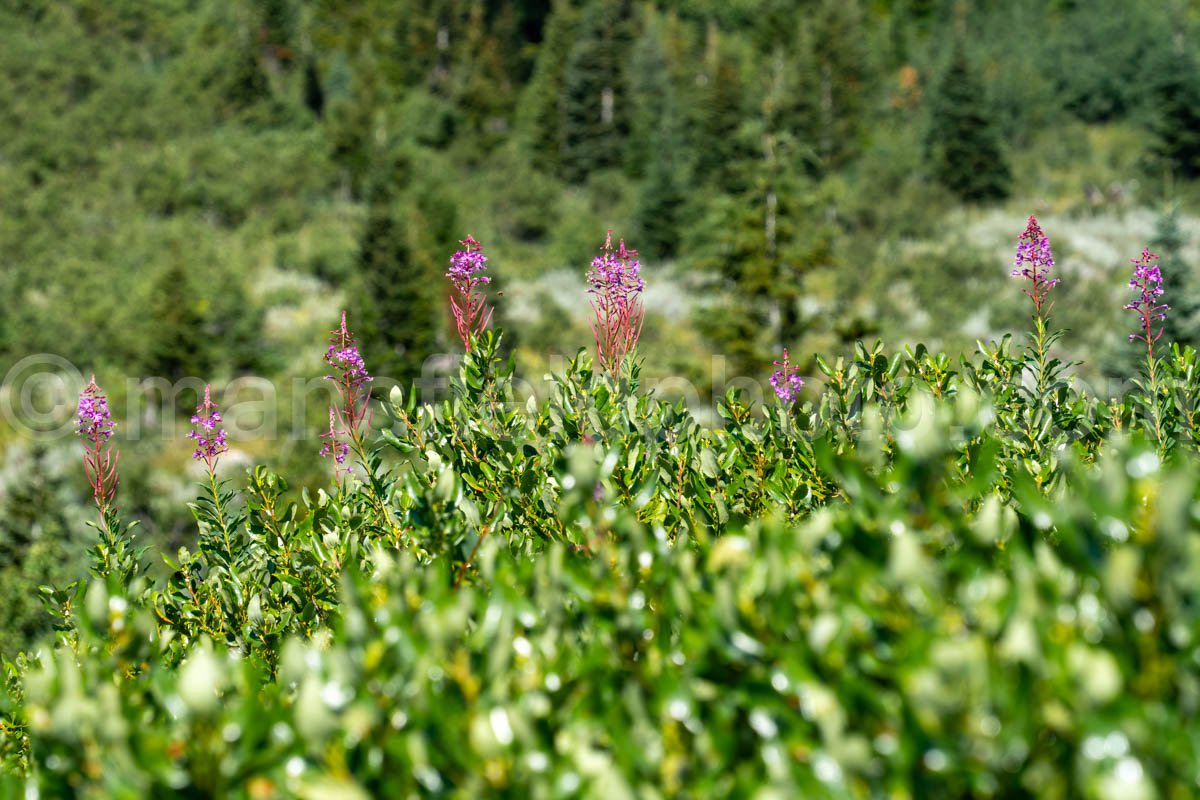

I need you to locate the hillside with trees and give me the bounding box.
[4,3,1200,793]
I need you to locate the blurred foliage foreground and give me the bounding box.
[3,332,1200,799]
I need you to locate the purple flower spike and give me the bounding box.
[188,384,229,474]
[319,407,351,479]
[326,310,372,428]
[587,231,645,374]
[321,311,373,479]
[1126,248,1168,354]
[1011,215,1059,317]
[325,311,372,393]
[77,376,119,515]
[77,376,115,441]
[447,235,494,352]
[770,349,805,403]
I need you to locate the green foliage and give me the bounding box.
[0,446,90,660]
[789,0,873,172]
[561,0,633,182]
[1159,207,1200,349]
[354,195,447,384]
[924,41,1011,202]
[1149,46,1200,181]
[8,4,1200,790]
[4,328,1200,794]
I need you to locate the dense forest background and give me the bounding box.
[3,0,1200,653]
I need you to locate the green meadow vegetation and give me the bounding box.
[4,0,1200,796]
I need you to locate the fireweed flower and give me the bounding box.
[325,310,372,427]
[447,235,494,351]
[319,407,351,479]
[770,349,805,403]
[188,384,228,474]
[587,231,645,373]
[77,376,118,515]
[1011,214,1059,317]
[1126,248,1168,352]
[323,311,372,475]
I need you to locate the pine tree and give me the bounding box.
[691,46,751,195]
[924,40,1010,202]
[355,162,452,384]
[628,12,685,258]
[1150,46,1200,181]
[790,0,871,172]
[625,12,673,179]
[690,118,834,374]
[518,0,578,175]
[147,259,212,383]
[560,0,632,182]
[145,255,263,396]
[225,27,272,114]
[1157,207,1200,348]
[303,57,325,118]
[635,140,686,260]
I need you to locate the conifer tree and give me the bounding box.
[561,0,632,182]
[791,0,871,172]
[355,169,450,384]
[1150,47,1200,181]
[635,144,685,260]
[628,12,685,258]
[924,40,1010,201]
[147,259,212,383]
[518,0,578,175]
[1157,207,1200,348]
[303,57,325,118]
[625,12,673,180]
[691,48,751,195]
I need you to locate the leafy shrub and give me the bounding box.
[4,219,1200,797]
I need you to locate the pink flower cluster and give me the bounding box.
[188,384,228,474]
[76,376,119,515]
[587,231,645,374]
[322,311,372,478]
[1126,248,1168,351]
[1011,214,1059,317]
[447,235,494,352]
[770,349,805,403]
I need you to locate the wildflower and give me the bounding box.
[77,376,115,441]
[188,384,228,474]
[1126,248,1168,350]
[325,310,372,434]
[770,349,805,403]
[587,231,645,373]
[325,311,372,393]
[447,235,494,351]
[77,376,118,515]
[319,407,351,479]
[322,312,372,477]
[1011,214,1059,316]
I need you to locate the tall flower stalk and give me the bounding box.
[323,310,373,475]
[319,406,351,480]
[189,384,228,475]
[77,375,139,580]
[321,311,403,544]
[587,231,645,374]
[1011,215,1061,398]
[770,348,805,403]
[188,384,235,552]
[1126,248,1168,445]
[77,376,118,523]
[447,235,494,352]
